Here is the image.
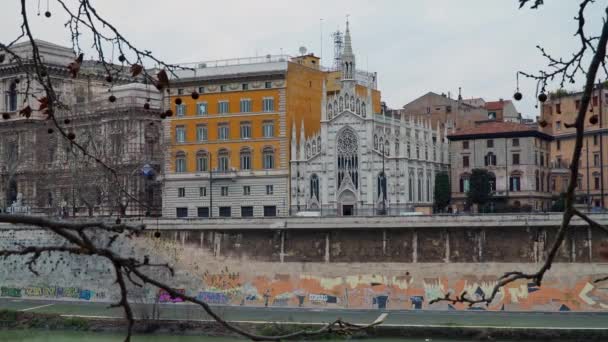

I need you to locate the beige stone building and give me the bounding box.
[539,84,608,209]
[0,40,163,216]
[448,121,553,212]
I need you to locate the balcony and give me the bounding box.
[550,160,570,174]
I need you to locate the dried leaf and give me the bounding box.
[130,64,143,77]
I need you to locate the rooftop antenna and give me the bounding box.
[332,27,343,70]
[320,18,324,61]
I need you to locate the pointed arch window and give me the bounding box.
[374,134,378,149]
[339,96,344,111]
[350,96,355,111]
[356,99,361,114]
[337,128,359,189]
[310,174,320,200]
[361,102,366,117]
[327,104,333,120]
[317,137,321,153]
[377,172,387,201]
[408,172,415,201]
[395,139,400,156]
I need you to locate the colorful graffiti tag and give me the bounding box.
[1,286,99,300]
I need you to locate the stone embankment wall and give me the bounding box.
[1,214,608,311]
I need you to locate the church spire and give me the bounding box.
[341,18,356,81]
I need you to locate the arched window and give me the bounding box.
[263,147,275,169]
[460,173,471,193]
[540,171,545,192]
[535,170,540,191]
[426,175,431,202]
[343,94,349,110]
[484,152,497,166]
[350,96,355,111]
[361,102,366,117]
[417,174,423,202]
[218,149,230,172]
[334,100,338,115]
[416,144,420,159]
[377,172,387,201]
[7,81,17,112]
[384,140,390,156]
[175,151,186,173]
[509,171,523,192]
[408,172,414,201]
[310,174,320,200]
[339,96,344,111]
[312,139,317,154]
[374,134,378,149]
[317,137,321,153]
[379,140,384,154]
[424,147,428,160]
[240,148,251,170]
[306,142,311,158]
[327,104,333,119]
[196,150,208,172]
[395,139,400,156]
[356,99,360,114]
[407,143,411,158]
[337,128,359,189]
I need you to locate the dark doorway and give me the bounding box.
[342,204,354,216]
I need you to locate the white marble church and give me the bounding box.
[290,22,450,216]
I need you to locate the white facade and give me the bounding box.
[290,23,449,216]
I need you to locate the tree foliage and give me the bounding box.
[433,171,451,212]
[467,169,493,209]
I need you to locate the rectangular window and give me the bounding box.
[196,124,208,142]
[176,104,186,116]
[241,152,251,170]
[196,102,208,116]
[219,206,231,217]
[595,176,601,190]
[266,185,274,195]
[512,153,520,165]
[177,89,184,95]
[540,152,545,166]
[462,155,469,168]
[240,99,252,113]
[594,134,599,146]
[462,141,469,150]
[262,97,275,112]
[265,81,272,89]
[241,206,254,217]
[218,101,229,114]
[197,207,209,218]
[556,103,561,113]
[220,85,227,92]
[594,153,600,167]
[486,139,494,148]
[242,83,249,91]
[177,187,185,198]
[556,121,561,130]
[198,86,205,93]
[557,139,561,150]
[593,96,599,107]
[218,124,230,140]
[264,206,277,217]
[240,122,251,139]
[175,126,186,143]
[218,155,229,171]
[176,207,188,218]
[243,185,251,196]
[263,121,274,137]
[512,138,519,147]
[199,187,207,197]
[221,186,229,196]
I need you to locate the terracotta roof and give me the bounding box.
[448,121,539,137]
[485,100,507,111]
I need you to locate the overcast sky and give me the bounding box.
[2,1,606,118]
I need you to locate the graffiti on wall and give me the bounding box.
[1,286,98,300]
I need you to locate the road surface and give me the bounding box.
[2,298,608,329]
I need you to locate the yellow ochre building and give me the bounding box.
[163,24,380,218]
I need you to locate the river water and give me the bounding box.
[0,330,500,341]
